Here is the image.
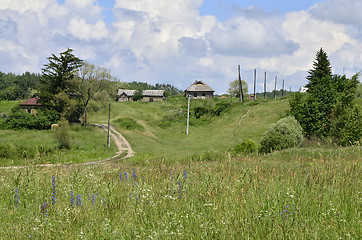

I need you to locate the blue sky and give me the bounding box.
[1,0,362,94]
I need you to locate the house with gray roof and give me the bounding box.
[117,89,166,102]
[185,80,214,99]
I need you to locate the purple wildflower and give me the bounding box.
[14,187,19,207]
[51,176,56,204]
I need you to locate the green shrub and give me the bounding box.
[234,139,258,155]
[338,105,362,146]
[0,143,17,158]
[54,117,71,149]
[259,116,303,154]
[115,117,144,131]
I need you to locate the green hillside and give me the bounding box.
[88,97,289,163]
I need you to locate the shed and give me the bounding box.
[117,89,166,102]
[117,89,136,102]
[20,97,42,114]
[185,80,214,99]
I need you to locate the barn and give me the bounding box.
[117,89,166,102]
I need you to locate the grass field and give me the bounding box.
[0,97,361,238]
[0,146,360,239]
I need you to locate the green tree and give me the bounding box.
[132,89,143,101]
[73,62,114,126]
[39,48,83,120]
[305,48,332,93]
[228,80,248,97]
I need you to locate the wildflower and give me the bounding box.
[14,187,19,207]
[41,202,47,217]
[91,194,95,205]
[76,194,82,206]
[178,182,182,198]
[133,168,137,182]
[170,171,173,181]
[51,176,56,204]
[124,172,128,181]
[70,191,74,206]
[184,170,187,180]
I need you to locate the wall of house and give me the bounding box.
[185,91,213,99]
[142,96,164,102]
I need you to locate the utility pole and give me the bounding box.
[274,75,277,100]
[107,103,111,147]
[254,69,256,100]
[186,95,190,135]
[264,72,266,101]
[282,79,285,97]
[238,65,244,103]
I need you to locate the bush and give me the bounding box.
[54,117,71,149]
[234,139,258,155]
[338,105,362,146]
[0,143,17,158]
[115,117,144,131]
[259,116,303,154]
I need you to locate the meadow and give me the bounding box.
[0,97,361,239]
[0,146,360,239]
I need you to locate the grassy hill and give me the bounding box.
[88,96,289,164]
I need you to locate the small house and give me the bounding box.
[20,97,42,114]
[185,80,214,99]
[117,89,166,102]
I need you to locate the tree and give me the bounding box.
[305,48,332,93]
[228,80,248,98]
[132,89,143,101]
[73,62,114,126]
[39,49,83,119]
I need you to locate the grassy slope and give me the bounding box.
[88,97,289,163]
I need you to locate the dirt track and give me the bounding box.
[0,124,134,170]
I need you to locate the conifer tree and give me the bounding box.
[305,48,332,92]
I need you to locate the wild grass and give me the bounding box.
[0,125,117,166]
[0,146,360,239]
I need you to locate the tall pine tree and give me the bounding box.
[305,48,332,93]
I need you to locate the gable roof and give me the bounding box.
[185,80,214,92]
[20,97,42,106]
[118,89,136,97]
[118,89,165,97]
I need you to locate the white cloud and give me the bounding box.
[0,0,361,94]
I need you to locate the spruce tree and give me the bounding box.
[305,48,332,92]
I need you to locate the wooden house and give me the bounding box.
[19,97,42,114]
[185,80,214,99]
[117,89,166,102]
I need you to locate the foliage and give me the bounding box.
[0,71,40,100]
[132,89,143,101]
[124,81,183,95]
[337,104,362,146]
[115,117,144,131]
[5,106,59,130]
[259,116,303,154]
[227,79,248,98]
[305,48,332,92]
[73,62,114,125]
[54,117,71,149]
[234,139,257,155]
[39,48,83,121]
[289,49,361,145]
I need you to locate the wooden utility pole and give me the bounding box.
[107,103,111,147]
[238,65,244,102]
[186,95,190,135]
[274,75,277,99]
[264,72,266,101]
[253,69,256,100]
[282,79,285,97]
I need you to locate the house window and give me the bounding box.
[194,93,197,98]
[150,98,153,102]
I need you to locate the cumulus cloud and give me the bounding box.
[0,0,361,94]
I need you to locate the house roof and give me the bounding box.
[117,89,165,97]
[185,80,214,92]
[142,90,165,97]
[118,89,136,97]
[20,97,42,106]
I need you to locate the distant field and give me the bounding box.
[88,96,289,164]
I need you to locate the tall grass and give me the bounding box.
[0,147,360,239]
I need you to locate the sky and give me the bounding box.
[1,0,362,94]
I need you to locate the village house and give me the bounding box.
[117,89,166,102]
[19,97,42,114]
[184,80,214,99]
